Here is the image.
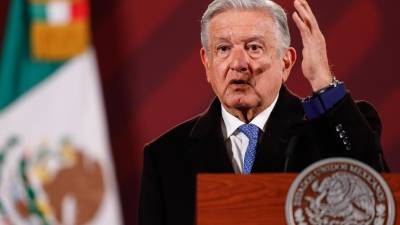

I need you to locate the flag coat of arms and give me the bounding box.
[0,0,122,224]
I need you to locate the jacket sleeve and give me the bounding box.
[308,93,389,172]
[139,145,165,225]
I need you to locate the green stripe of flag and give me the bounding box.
[0,0,63,111]
[30,3,47,22]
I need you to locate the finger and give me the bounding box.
[293,0,312,31]
[293,0,318,32]
[298,0,315,17]
[292,11,311,43]
[299,0,320,29]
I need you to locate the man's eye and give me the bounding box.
[216,45,231,56]
[217,46,229,52]
[248,44,261,51]
[246,44,263,56]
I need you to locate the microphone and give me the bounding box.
[284,135,299,172]
[373,132,390,172]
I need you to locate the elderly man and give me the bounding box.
[139,0,388,224]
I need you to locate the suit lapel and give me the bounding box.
[252,86,306,172]
[187,86,305,173]
[187,98,234,173]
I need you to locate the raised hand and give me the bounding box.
[292,0,333,91]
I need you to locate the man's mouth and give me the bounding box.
[229,79,250,89]
[231,79,247,85]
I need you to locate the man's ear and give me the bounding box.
[282,47,297,82]
[200,48,211,82]
[200,48,208,68]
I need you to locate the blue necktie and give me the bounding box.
[239,124,260,174]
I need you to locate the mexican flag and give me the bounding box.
[0,0,122,224]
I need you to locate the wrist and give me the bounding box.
[313,76,342,95]
[309,74,334,92]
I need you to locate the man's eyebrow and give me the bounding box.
[243,35,265,43]
[213,36,266,44]
[213,36,231,43]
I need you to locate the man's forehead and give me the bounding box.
[209,9,273,27]
[209,23,276,44]
[212,34,266,43]
[208,10,275,37]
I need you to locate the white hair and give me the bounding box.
[201,0,291,54]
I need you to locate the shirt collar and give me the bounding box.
[221,93,279,139]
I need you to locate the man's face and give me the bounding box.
[201,9,295,114]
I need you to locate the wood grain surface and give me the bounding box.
[197,173,400,225]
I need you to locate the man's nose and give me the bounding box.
[230,48,249,73]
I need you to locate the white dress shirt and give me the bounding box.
[220,95,279,173]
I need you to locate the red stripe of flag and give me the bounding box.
[72,0,89,21]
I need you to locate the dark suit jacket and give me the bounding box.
[139,86,387,225]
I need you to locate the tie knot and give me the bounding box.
[239,124,260,141]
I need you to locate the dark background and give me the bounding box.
[1,0,399,224]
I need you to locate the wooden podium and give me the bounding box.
[197,173,400,225]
